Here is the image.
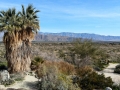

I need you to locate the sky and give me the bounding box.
[0,0,120,36]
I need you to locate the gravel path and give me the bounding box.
[4,75,38,90]
[98,63,120,85]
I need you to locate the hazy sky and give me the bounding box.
[0,0,120,36]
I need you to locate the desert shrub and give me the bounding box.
[34,56,44,63]
[114,64,120,74]
[80,72,113,90]
[35,61,80,90]
[56,61,75,75]
[76,66,113,90]
[1,79,15,86]
[92,49,110,70]
[112,84,120,90]
[76,66,93,78]
[38,71,80,90]
[59,39,109,70]
[36,61,75,78]
[58,50,66,58]
[31,56,44,71]
[32,56,44,65]
[115,64,120,68]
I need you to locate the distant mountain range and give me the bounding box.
[35,32,120,42]
[0,32,120,42]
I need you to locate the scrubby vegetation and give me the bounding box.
[112,84,120,90]
[0,40,120,89]
[31,40,120,90]
[34,60,79,90]
[32,59,113,90]
[76,66,113,90]
[0,79,15,86]
[59,39,109,70]
[30,54,113,89]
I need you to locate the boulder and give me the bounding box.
[105,87,112,90]
[0,70,10,82]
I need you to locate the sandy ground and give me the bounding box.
[98,63,120,85]
[0,74,38,90]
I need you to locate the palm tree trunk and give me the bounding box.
[20,40,31,72]
[4,29,34,73]
[4,33,22,73]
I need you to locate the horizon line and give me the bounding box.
[39,31,120,37]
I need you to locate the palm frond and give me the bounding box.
[22,5,25,16]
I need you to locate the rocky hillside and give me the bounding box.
[35,33,75,42]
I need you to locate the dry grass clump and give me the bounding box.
[47,61,75,75]
[34,60,80,90]
[76,66,93,78]
[35,60,75,77]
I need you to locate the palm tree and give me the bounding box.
[0,5,40,73]
[0,8,22,73]
[18,5,40,73]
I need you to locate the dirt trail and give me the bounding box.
[98,63,120,85]
[3,75,38,90]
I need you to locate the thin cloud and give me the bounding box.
[38,4,120,20]
[36,1,120,19]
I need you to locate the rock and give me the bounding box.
[105,87,112,90]
[0,70,10,82]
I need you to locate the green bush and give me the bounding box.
[1,79,15,86]
[79,72,113,90]
[31,56,44,71]
[114,64,120,74]
[112,84,120,90]
[59,39,109,70]
[76,66,113,90]
[34,56,44,64]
